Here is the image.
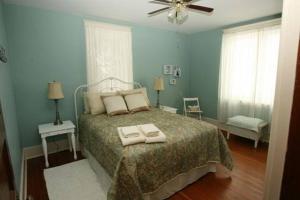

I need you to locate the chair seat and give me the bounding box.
[186,110,203,113]
[183,97,203,120]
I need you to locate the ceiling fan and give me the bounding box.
[148,0,214,24]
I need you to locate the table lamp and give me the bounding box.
[154,77,165,108]
[48,81,64,125]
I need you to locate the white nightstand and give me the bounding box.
[160,105,178,114]
[38,120,77,167]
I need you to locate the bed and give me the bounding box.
[74,77,233,200]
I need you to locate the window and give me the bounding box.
[218,20,281,122]
[85,20,133,91]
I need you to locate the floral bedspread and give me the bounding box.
[79,108,233,200]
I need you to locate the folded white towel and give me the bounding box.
[138,124,160,137]
[117,128,145,146]
[145,131,166,143]
[121,126,140,138]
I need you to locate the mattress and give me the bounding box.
[79,108,233,200]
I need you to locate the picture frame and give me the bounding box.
[163,65,174,75]
[173,66,182,78]
[170,79,176,85]
[0,46,8,63]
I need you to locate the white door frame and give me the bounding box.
[264,0,300,199]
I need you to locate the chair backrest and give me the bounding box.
[183,97,200,113]
[183,97,199,102]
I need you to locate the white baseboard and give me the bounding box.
[202,117,221,126]
[19,150,25,200]
[23,139,70,160]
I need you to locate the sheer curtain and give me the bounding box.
[218,24,281,122]
[85,20,133,91]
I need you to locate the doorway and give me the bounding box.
[0,101,16,200]
[280,39,300,200]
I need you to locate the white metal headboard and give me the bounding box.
[73,77,142,133]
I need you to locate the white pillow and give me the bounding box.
[83,92,90,114]
[83,91,117,114]
[102,95,129,116]
[124,93,150,113]
[86,92,106,115]
[119,87,151,106]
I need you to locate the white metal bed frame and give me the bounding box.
[73,77,142,133]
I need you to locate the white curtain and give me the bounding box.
[218,25,281,122]
[85,20,133,91]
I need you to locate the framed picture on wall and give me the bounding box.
[170,78,176,85]
[173,66,182,78]
[163,65,174,75]
[0,46,8,63]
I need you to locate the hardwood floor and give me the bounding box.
[168,136,268,200]
[27,135,268,200]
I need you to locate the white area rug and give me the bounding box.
[44,159,107,200]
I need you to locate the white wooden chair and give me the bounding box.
[183,97,203,120]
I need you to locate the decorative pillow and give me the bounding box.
[86,92,106,115]
[102,95,129,116]
[124,93,150,113]
[83,92,90,114]
[119,87,151,106]
[83,91,117,114]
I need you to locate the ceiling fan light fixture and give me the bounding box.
[176,7,188,24]
[148,0,214,24]
[167,6,188,24]
[167,8,176,22]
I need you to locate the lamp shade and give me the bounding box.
[154,77,165,91]
[48,81,64,99]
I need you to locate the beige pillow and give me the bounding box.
[102,95,129,116]
[124,93,150,113]
[119,87,151,106]
[86,92,106,115]
[83,92,90,114]
[84,91,117,114]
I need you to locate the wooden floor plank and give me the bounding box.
[27,135,268,200]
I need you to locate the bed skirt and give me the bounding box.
[82,147,216,200]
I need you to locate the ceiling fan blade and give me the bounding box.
[148,7,171,15]
[183,0,201,2]
[149,0,171,6]
[151,0,171,4]
[187,4,214,12]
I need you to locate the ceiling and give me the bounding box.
[3,0,283,33]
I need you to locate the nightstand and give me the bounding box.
[160,105,178,114]
[38,120,76,167]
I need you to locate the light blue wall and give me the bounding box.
[189,30,222,118]
[0,1,22,191]
[4,4,190,147]
[2,2,280,149]
[188,14,281,119]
